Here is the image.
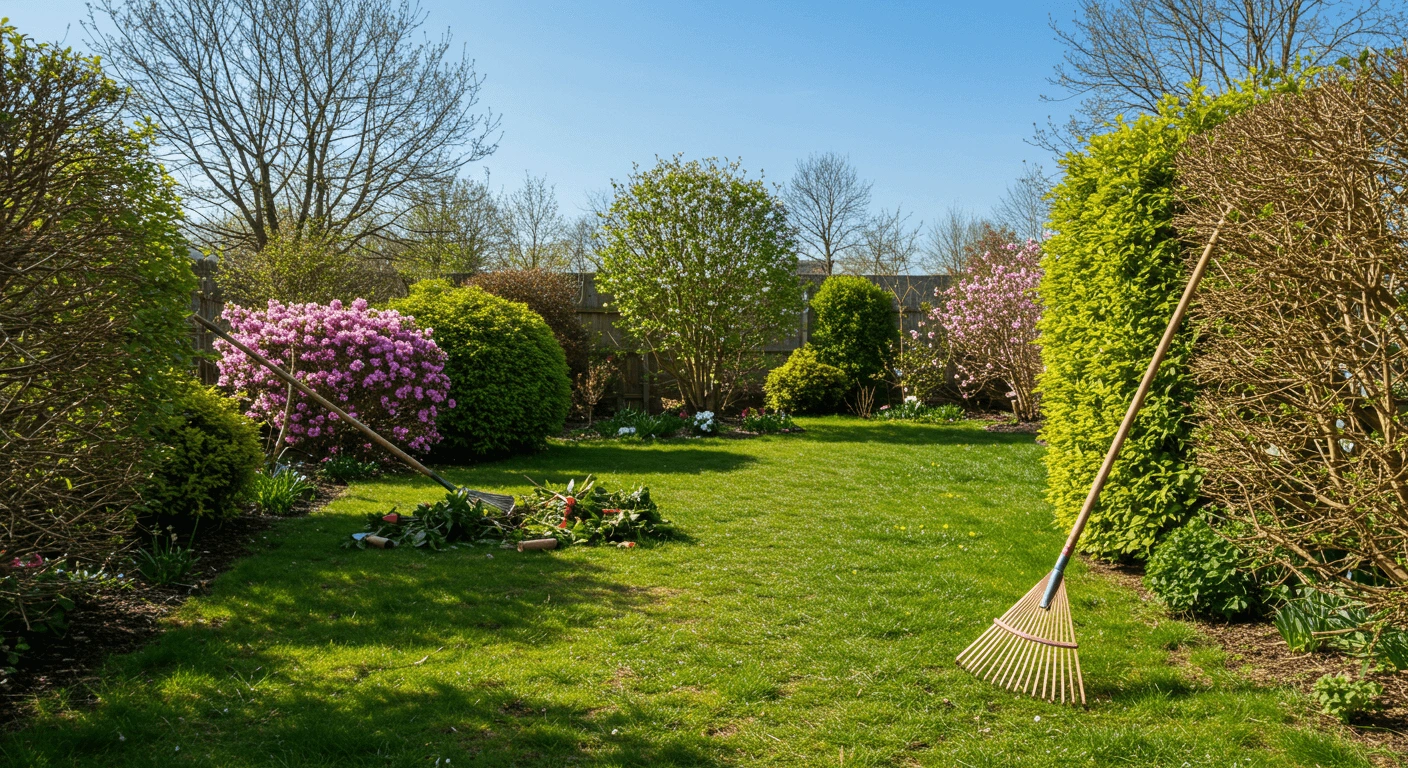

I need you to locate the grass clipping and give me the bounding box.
[345,476,673,550]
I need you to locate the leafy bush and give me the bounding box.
[1144,516,1256,619]
[1037,82,1302,559]
[250,466,318,516]
[389,280,571,458]
[139,377,263,519]
[875,399,964,423]
[1,22,197,574]
[218,298,451,457]
[465,268,591,378]
[318,455,382,482]
[219,227,399,307]
[740,408,798,434]
[1312,673,1383,722]
[595,408,688,439]
[809,275,898,385]
[764,345,850,414]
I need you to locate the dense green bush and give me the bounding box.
[1038,80,1307,559]
[764,345,849,414]
[465,268,591,378]
[139,377,263,519]
[390,280,571,458]
[1144,516,1256,619]
[809,276,898,385]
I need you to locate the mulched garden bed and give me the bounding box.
[1084,557,1408,759]
[0,479,345,727]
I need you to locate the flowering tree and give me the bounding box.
[597,156,803,411]
[216,299,453,457]
[931,240,1043,420]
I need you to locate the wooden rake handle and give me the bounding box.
[1040,215,1227,608]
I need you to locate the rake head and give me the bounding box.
[955,574,1085,705]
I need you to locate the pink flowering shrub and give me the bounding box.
[930,240,1043,420]
[215,299,453,457]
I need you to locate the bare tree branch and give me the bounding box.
[783,152,872,275]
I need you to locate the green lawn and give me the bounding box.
[1,418,1385,767]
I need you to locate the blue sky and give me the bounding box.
[8,1,1079,225]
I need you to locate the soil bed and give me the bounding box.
[1084,557,1408,759]
[0,480,344,727]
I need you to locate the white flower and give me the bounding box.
[617,426,636,436]
[904,396,917,403]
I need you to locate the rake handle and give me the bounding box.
[190,313,458,495]
[1040,217,1226,609]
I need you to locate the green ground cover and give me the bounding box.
[0,418,1385,766]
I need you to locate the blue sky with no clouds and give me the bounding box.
[6,1,1081,225]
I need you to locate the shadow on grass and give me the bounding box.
[431,445,760,489]
[800,420,1038,447]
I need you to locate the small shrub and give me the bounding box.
[764,345,849,414]
[1274,587,1408,670]
[596,408,688,439]
[1312,673,1383,722]
[318,455,382,482]
[465,269,591,378]
[1145,517,1256,619]
[131,529,199,586]
[740,408,798,434]
[250,466,317,516]
[875,399,964,423]
[140,377,263,519]
[809,275,899,384]
[389,280,571,459]
[218,298,451,457]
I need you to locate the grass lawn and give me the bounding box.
[0,418,1387,767]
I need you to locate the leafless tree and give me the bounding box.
[994,163,1053,243]
[784,152,873,275]
[86,0,500,252]
[494,173,570,270]
[922,206,987,276]
[393,174,501,281]
[842,207,922,276]
[1040,0,1407,150]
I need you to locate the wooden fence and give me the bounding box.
[190,257,954,411]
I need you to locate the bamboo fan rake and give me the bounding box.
[190,313,515,514]
[956,218,1227,705]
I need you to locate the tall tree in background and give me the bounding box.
[1040,0,1405,149]
[784,152,872,275]
[87,0,499,251]
[922,206,1006,276]
[395,175,501,281]
[994,163,1053,242]
[843,207,921,276]
[495,173,569,270]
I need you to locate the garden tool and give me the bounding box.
[955,217,1227,705]
[190,314,515,514]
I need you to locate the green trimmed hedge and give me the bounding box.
[1038,83,1305,559]
[139,377,263,519]
[809,275,898,385]
[390,280,570,459]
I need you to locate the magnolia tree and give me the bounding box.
[597,156,803,411]
[217,299,452,457]
[931,240,1043,420]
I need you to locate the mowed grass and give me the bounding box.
[0,418,1386,767]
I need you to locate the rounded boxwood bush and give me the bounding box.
[390,280,570,458]
[140,377,264,519]
[764,345,849,414]
[809,275,898,384]
[1144,515,1256,619]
